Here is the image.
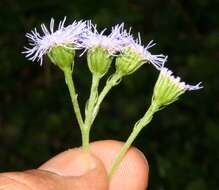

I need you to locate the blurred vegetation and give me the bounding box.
[0,0,219,189]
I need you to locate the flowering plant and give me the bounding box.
[23,17,202,178]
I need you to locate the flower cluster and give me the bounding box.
[23,17,167,72]
[23,17,202,105]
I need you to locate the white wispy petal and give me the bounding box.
[23,17,87,65]
[160,67,203,91]
[80,22,127,55]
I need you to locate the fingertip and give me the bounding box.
[90,140,149,190]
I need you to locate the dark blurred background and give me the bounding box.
[0,0,218,189]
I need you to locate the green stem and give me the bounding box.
[63,68,85,147]
[81,127,90,151]
[83,74,100,150]
[91,73,122,125]
[108,102,159,179]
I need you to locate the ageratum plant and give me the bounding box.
[23,17,203,179]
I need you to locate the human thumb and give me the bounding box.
[39,148,108,190]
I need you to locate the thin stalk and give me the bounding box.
[91,73,122,125]
[83,74,101,150]
[108,102,158,179]
[63,68,85,147]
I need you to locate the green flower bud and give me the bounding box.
[152,67,202,108]
[87,47,113,77]
[47,46,75,71]
[115,48,145,76]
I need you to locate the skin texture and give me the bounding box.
[0,140,149,190]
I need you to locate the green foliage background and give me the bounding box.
[0,0,218,189]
